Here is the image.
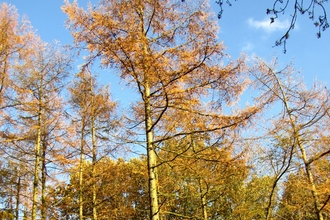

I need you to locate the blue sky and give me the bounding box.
[3,0,330,104]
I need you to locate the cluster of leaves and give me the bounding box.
[48,151,267,220]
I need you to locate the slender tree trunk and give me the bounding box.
[298,141,323,220]
[92,146,98,220]
[9,177,14,216]
[91,92,98,220]
[201,196,208,220]
[32,103,42,220]
[137,5,160,218]
[145,82,159,220]
[41,141,47,220]
[79,118,85,220]
[15,175,20,220]
[138,6,159,218]
[198,179,208,220]
[31,124,41,220]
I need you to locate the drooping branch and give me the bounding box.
[216,0,329,53]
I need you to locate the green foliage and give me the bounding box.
[49,158,150,219]
[276,165,330,220]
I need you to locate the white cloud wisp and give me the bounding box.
[248,18,290,33]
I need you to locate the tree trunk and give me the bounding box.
[41,141,47,220]
[198,179,208,220]
[139,6,159,218]
[298,142,323,220]
[91,92,98,220]
[15,175,20,220]
[145,83,159,220]
[31,125,41,220]
[79,118,85,220]
[32,102,42,220]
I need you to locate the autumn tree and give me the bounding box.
[4,40,71,220]
[63,0,258,218]
[67,69,119,220]
[157,136,250,219]
[0,160,29,219]
[0,5,71,219]
[49,157,150,219]
[251,58,330,220]
[0,6,32,217]
[274,138,330,219]
[276,168,329,220]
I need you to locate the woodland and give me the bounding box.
[0,0,330,219]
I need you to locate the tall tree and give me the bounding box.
[251,58,330,220]
[7,41,71,220]
[0,5,70,218]
[63,0,258,218]
[68,69,119,220]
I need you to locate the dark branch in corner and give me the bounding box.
[215,0,236,19]
[267,0,329,53]
[215,0,329,53]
